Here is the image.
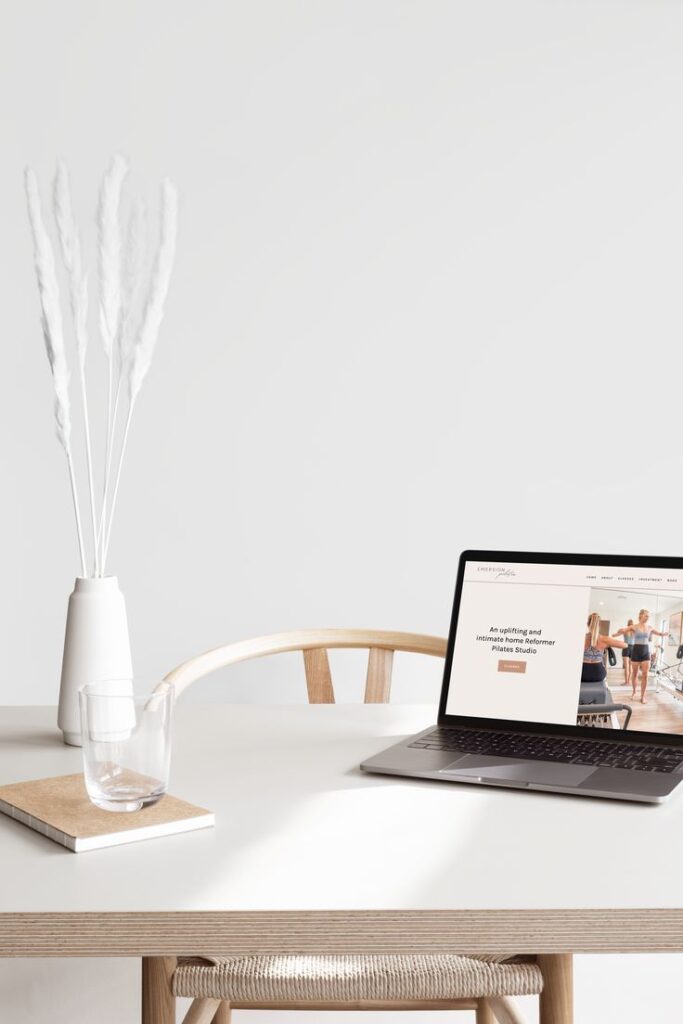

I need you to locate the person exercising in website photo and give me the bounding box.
[618,609,668,704]
[582,612,626,686]
[614,619,635,688]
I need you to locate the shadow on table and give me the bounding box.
[0,729,66,749]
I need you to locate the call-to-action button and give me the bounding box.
[498,659,526,674]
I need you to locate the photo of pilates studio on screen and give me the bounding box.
[581,588,683,733]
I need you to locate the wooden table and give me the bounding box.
[1,704,682,1022]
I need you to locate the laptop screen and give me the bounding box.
[444,556,683,735]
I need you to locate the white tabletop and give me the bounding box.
[0,703,680,916]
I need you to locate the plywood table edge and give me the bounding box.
[0,909,682,956]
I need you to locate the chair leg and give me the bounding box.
[182,998,222,1024]
[142,957,176,1024]
[488,996,526,1024]
[212,1003,231,1023]
[476,998,496,1023]
[538,954,573,1024]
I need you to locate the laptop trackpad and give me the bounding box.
[440,754,595,788]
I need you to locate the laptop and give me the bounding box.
[361,550,683,802]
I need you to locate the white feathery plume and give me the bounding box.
[128,179,178,400]
[97,154,129,357]
[119,196,147,367]
[25,169,70,447]
[53,162,88,365]
[25,157,179,579]
[53,161,99,572]
[102,179,178,569]
[25,167,87,577]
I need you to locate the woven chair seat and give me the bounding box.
[173,954,543,1003]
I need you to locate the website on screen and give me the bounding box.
[445,561,683,734]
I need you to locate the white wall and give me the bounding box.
[2,0,683,1020]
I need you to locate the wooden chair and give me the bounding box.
[163,629,447,704]
[144,629,570,1024]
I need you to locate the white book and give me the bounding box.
[0,773,214,852]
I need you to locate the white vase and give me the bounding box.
[57,576,134,746]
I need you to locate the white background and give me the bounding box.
[1,0,683,1020]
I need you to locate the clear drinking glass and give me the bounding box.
[79,681,174,812]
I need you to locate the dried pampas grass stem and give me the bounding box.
[102,179,178,569]
[97,154,129,570]
[25,157,178,577]
[53,161,98,573]
[25,167,87,577]
[97,195,147,560]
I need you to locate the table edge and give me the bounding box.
[1,910,682,955]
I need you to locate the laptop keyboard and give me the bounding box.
[409,727,683,773]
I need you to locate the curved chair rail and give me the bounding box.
[162,629,448,702]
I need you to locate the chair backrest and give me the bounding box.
[163,629,447,703]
